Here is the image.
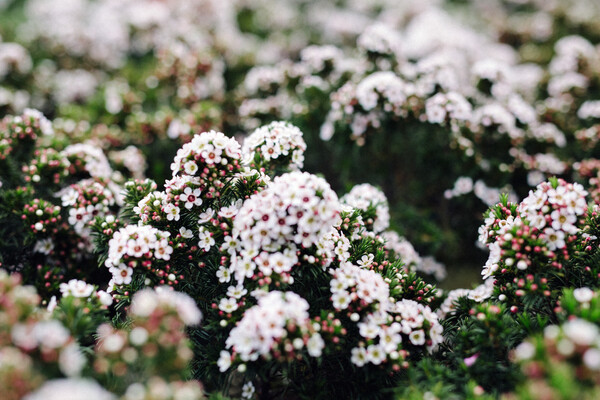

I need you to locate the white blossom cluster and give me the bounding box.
[329,262,390,311]
[445,176,518,207]
[382,231,422,270]
[388,299,444,352]
[130,287,202,326]
[515,317,600,373]
[11,320,87,378]
[424,91,472,129]
[132,189,168,224]
[170,130,242,194]
[23,379,115,400]
[61,179,116,236]
[479,179,588,280]
[228,171,340,283]
[519,180,588,250]
[357,23,402,58]
[350,298,444,367]
[578,100,600,120]
[0,42,32,79]
[20,0,413,114]
[341,183,390,234]
[242,121,306,171]
[437,279,494,319]
[105,225,173,286]
[62,143,113,180]
[315,226,352,266]
[223,291,324,364]
[108,145,147,180]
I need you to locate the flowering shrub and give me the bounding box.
[3,0,600,398]
[0,109,127,299]
[89,123,444,398]
[0,269,204,400]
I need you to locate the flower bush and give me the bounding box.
[2,0,600,399]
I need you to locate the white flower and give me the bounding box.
[154,239,173,260]
[33,238,54,255]
[574,287,595,303]
[183,160,198,175]
[164,203,181,221]
[379,328,402,353]
[358,321,380,339]
[216,266,231,283]
[97,290,113,306]
[219,297,238,313]
[226,284,247,299]
[61,188,79,206]
[367,344,386,365]
[179,226,194,239]
[563,318,599,346]
[129,290,158,317]
[306,334,324,357]
[101,333,125,353]
[544,227,566,250]
[129,327,149,346]
[47,296,57,313]
[241,382,255,399]
[409,329,426,346]
[357,254,374,267]
[198,227,215,252]
[513,341,535,361]
[33,320,70,349]
[217,350,232,372]
[60,279,94,298]
[332,291,351,309]
[198,208,214,224]
[180,186,202,209]
[583,348,600,370]
[59,344,86,377]
[111,265,133,285]
[218,204,239,219]
[351,346,368,367]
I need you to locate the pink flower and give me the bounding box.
[464,353,479,367]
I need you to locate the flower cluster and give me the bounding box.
[223,291,324,365]
[105,225,174,289]
[479,179,588,301]
[350,297,443,370]
[170,130,242,197]
[518,179,587,251]
[387,299,444,353]
[21,148,70,187]
[94,287,201,395]
[6,1,600,396]
[514,318,600,398]
[242,121,306,173]
[62,143,114,180]
[108,146,147,180]
[228,171,340,284]
[340,183,390,234]
[50,278,113,346]
[0,271,87,398]
[61,179,117,237]
[329,262,389,312]
[154,43,225,107]
[0,271,204,399]
[23,379,116,400]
